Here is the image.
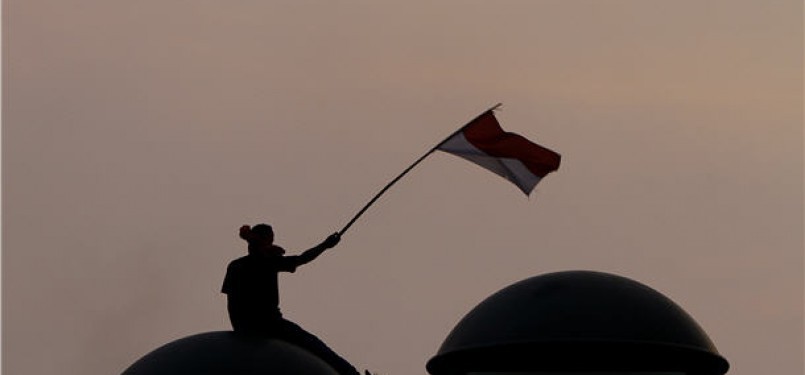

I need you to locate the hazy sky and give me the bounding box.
[4,1,802,374]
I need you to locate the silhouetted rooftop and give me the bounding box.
[122,331,338,375]
[427,270,729,375]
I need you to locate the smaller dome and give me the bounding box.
[122,331,338,375]
[427,271,729,374]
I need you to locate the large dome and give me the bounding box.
[427,271,729,374]
[122,331,338,375]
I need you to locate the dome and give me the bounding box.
[122,331,338,375]
[427,271,729,374]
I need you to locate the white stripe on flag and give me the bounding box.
[439,131,542,194]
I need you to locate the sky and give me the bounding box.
[3,1,803,374]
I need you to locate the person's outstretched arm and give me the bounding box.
[292,233,341,266]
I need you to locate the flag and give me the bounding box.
[437,111,561,195]
[338,106,560,235]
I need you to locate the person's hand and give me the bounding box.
[322,233,341,249]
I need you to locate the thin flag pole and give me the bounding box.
[338,103,502,236]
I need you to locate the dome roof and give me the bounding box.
[427,271,729,374]
[122,331,338,375]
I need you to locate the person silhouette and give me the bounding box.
[222,224,360,375]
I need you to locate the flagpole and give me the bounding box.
[338,103,502,236]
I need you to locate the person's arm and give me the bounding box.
[289,233,341,267]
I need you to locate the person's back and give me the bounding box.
[222,253,288,331]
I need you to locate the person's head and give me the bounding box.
[240,224,278,256]
[250,224,274,243]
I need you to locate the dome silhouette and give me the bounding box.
[122,331,338,375]
[427,270,729,374]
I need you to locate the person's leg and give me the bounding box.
[274,319,360,375]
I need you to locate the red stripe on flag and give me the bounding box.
[462,112,561,177]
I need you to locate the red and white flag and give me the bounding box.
[437,111,561,195]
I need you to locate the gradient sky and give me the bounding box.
[4,1,803,374]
